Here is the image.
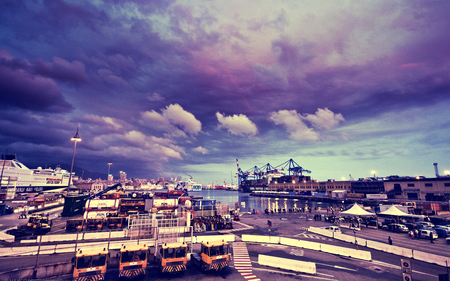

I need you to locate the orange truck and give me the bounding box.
[118,243,148,278]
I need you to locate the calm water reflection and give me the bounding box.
[193,189,349,212]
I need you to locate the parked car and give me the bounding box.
[367,220,382,228]
[404,223,417,231]
[429,217,450,226]
[419,229,438,239]
[382,223,409,233]
[415,222,435,229]
[325,226,341,232]
[435,227,450,238]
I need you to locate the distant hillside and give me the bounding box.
[50,163,107,180]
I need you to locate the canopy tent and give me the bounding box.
[340,203,375,216]
[377,205,424,219]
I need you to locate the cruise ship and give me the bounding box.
[0,157,70,193]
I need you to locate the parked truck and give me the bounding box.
[191,240,230,271]
[72,247,108,281]
[107,216,125,229]
[86,218,104,230]
[65,218,84,232]
[118,243,148,278]
[25,213,52,234]
[156,242,188,273]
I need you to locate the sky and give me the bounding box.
[1,0,450,185]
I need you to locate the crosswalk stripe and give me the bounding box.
[233,242,261,281]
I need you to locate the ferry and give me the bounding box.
[0,157,70,194]
[178,178,202,192]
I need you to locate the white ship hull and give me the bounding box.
[0,159,70,193]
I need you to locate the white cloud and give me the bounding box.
[193,146,208,154]
[304,107,345,130]
[269,110,319,141]
[216,112,258,137]
[269,108,344,142]
[140,104,201,138]
[164,104,201,135]
[124,130,147,147]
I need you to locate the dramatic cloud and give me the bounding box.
[269,110,320,142]
[140,104,202,138]
[0,50,73,113]
[216,112,258,137]
[32,57,87,84]
[304,108,345,130]
[269,108,344,142]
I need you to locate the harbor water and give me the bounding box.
[193,189,349,213]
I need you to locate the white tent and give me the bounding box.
[377,205,424,219]
[340,203,375,216]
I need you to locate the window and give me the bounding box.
[407,183,415,187]
[425,183,433,187]
[445,183,450,187]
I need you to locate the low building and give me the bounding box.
[384,176,450,201]
[268,176,352,196]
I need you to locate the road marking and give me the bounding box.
[294,233,333,241]
[370,260,438,278]
[253,267,337,280]
[316,262,358,272]
[233,242,261,281]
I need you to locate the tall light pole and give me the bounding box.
[67,128,81,193]
[107,161,112,182]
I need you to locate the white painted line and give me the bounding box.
[315,262,358,272]
[253,267,337,280]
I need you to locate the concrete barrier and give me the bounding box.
[413,250,450,267]
[258,254,316,274]
[320,243,371,261]
[242,234,280,244]
[35,262,73,279]
[308,227,334,238]
[41,233,78,243]
[0,262,72,280]
[279,237,321,251]
[334,232,368,247]
[0,232,15,243]
[195,234,235,244]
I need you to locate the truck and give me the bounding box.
[118,243,148,278]
[156,242,188,273]
[107,216,125,229]
[86,218,104,230]
[191,240,230,271]
[25,213,52,234]
[72,247,108,281]
[65,218,84,232]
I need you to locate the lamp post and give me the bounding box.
[107,161,112,183]
[67,128,81,193]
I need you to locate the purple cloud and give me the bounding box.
[0,50,73,112]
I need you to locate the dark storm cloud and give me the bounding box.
[0,51,73,113]
[39,0,109,32]
[32,57,88,85]
[0,110,72,146]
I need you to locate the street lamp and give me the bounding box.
[107,161,112,182]
[67,128,81,193]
